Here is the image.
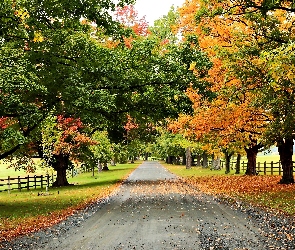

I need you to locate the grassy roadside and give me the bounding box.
[162,162,295,216]
[0,162,141,242]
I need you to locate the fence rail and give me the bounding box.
[217,160,295,175]
[0,174,56,193]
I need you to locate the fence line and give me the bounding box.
[0,174,56,193]
[217,160,295,175]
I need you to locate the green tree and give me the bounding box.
[0,2,212,186]
[90,131,114,171]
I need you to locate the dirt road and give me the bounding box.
[2,161,287,249]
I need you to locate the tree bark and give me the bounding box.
[202,152,208,168]
[235,154,241,174]
[167,156,172,164]
[98,161,103,172]
[186,147,192,169]
[278,137,294,184]
[245,146,259,175]
[192,155,195,166]
[212,157,221,170]
[182,152,186,165]
[196,154,201,166]
[52,154,70,187]
[102,162,109,171]
[224,151,233,174]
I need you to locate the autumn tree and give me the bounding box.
[176,0,295,183]
[41,115,94,187]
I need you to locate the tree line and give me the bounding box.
[1,0,295,186]
[0,1,208,186]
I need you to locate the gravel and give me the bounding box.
[1,161,294,249]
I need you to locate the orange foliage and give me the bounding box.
[0,117,9,129]
[183,174,295,214]
[124,114,139,131]
[184,175,287,196]
[169,86,269,149]
[123,36,134,49]
[53,116,95,156]
[169,0,273,151]
[115,5,150,37]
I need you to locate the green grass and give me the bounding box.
[0,159,52,179]
[0,162,141,240]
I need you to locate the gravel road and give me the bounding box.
[1,161,294,249]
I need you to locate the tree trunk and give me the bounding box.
[167,156,172,164]
[144,153,148,161]
[196,155,201,166]
[224,151,233,174]
[235,154,241,174]
[192,155,195,166]
[212,157,221,170]
[102,162,109,171]
[245,146,259,175]
[52,154,70,187]
[182,152,186,165]
[202,152,208,168]
[278,137,294,184]
[186,147,192,169]
[172,156,177,165]
[98,161,103,172]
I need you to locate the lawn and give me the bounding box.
[0,159,52,179]
[0,161,141,242]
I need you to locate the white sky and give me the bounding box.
[134,0,185,25]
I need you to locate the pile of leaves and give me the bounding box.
[183,175,295,215]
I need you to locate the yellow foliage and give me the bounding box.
[14,8,30,20]
[33,31,44,43]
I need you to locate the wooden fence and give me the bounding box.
[218,160,295,175]
[0,174,56,193]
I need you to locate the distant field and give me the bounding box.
[0,159,54,179]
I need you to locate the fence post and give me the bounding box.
[41,175,43,189]
[46,174,50,192]
[257,162,260,172]
[7,176,11,194]
[18,176,21,191]
[264,161,267,175]
[279,161,281,176]
[271,161,274,175]
[34,175,37,189]
[27,175,30,190]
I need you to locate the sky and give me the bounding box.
[134,0,185,25]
